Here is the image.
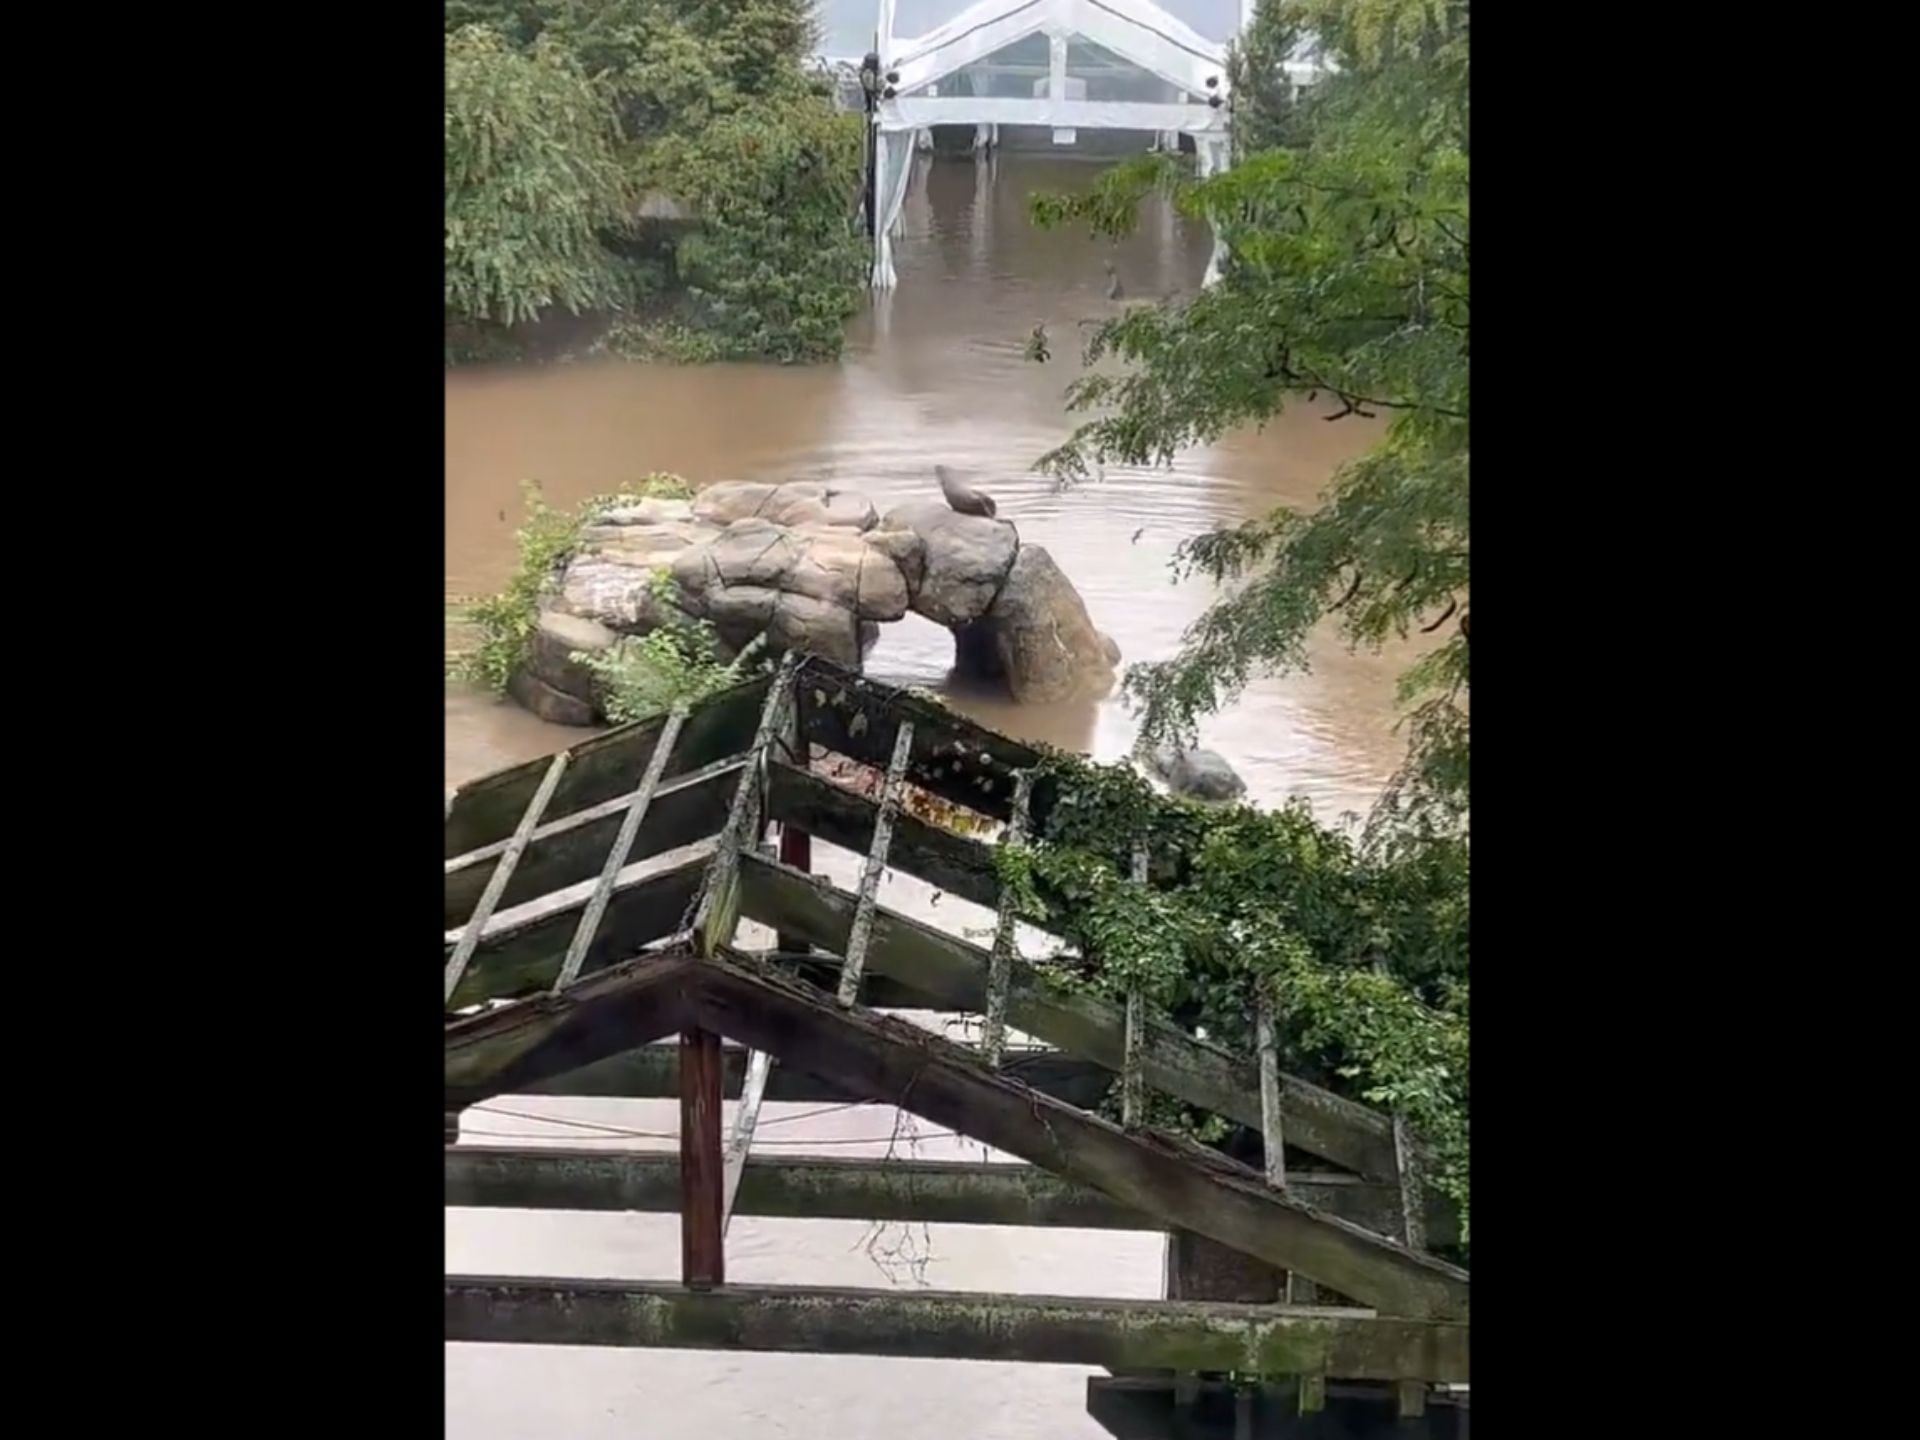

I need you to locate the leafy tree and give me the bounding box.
[1032,0,1469,834]
[648,98,867,362]
[530,1,861,361]
[1225,0,1310,155]
[996,754,1471,1239]
[444,1,549,44]
[443,2,864,364]
[537,0,730,138]
[444,26,634,335]
[528,0,823,120]
[690,0,819,100]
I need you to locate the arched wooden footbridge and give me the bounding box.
[444,655,1468,1438]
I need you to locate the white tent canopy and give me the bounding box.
[878,0,1233,126]
[813,0,1326,77]
[838,0,1323,288]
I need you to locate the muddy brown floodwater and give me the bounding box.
[445,154,1407,1438]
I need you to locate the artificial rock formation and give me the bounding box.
[514,480,1117,724]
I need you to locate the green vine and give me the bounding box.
[448,472,694,694]
[996,754,1470,1242]
[573,572,771,723]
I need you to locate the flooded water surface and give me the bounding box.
[446,154,1407,1438]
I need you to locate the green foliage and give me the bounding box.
[1029,0,1469,833]
[538,0,818,134]
[445,1,549,44]
[538,0,733,138]
[1226,0,1312,156]
[444,25,634,330]
[443,2,865,365]
[449,473,695,694]
[575,586,770,725]
[1022,0,1472,1215]
[995,752,1469,1237]
[650,100,867,362]
[603,317,729,363]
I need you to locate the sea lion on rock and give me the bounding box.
[936,464,996,518]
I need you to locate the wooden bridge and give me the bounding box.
[444,655,1468,1437]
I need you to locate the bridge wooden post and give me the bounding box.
[776,680,811,955]
[776,825,811,947]
[1163,1228,1287,1306]
[679,1028,725,1289]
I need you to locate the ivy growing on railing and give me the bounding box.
[994,755,1469,1242]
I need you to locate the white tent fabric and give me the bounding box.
[879,97,1220,133]
[870,129,920,289]
[886,0,1240,47]
[1197,133,1230,287]
[871,0,1232,145]
[823,0,1331,78]
[848,0,1287,287]
[882,0,1230,102]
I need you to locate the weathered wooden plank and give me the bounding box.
[445,949,698,1108]
[444,1148,1417,1236]
[1299,1374,1328,1414]
[775,824,812,954]
[983,769,1036,1066]
[838,719,915,1006]
[1394,1380,1428,1419]
[445,675,772,857]
[795,658,1043,823]
[679,1029,724,1288]
[1122,841,1149,1128]
[444,758,744,929]
[721,1050,774,1232]
[1365,955,1432,1253]
[445,846,711,1011]
[765,760,1000,910]
[686,955,1469,1319]
[1393,1116,1428,1251]
[1086,1376,1467,1440]
[444,1277,1468,1382]
[774,689,813,956]
[446,753,570,1004]
[1257,991,1287,1189]
[691,656,797,956]
[516,1041,1124,1115]
[554,704,689,991]
[734,851,1400,1182]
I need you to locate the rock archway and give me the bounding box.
[510,481,1119,726]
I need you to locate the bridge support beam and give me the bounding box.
[444,1278,1467,1382]
[445,1147,1413,1237]
[678,1028,725,1289]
